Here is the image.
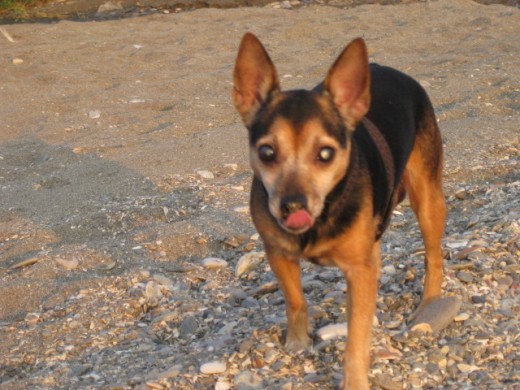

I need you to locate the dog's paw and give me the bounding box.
[285,332,312,353]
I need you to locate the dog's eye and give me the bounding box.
[318,147,335,163]
[258,145,276,163]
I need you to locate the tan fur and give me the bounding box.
[232,33,446,390]
[251,116,351,226]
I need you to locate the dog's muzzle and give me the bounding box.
[280,195,314,232]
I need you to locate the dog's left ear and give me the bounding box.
[324,38,371,129]
[233,33,280,127]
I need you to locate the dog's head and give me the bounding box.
[233,33,370,234]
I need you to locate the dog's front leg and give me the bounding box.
[341,242,380,390]
[267,249,311,352]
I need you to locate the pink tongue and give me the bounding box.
[284,210,313,230]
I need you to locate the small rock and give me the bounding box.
[88,110,101,119]
[317,322,348,341]
[454,312,470,322]
[454,245,483,260]
[471,295,486,304]
[97,1,123,14]
[145,381,163,389]
[10,257,40,269]
[55,257,79,270]
[457,363,480,373]
[145,281,163,303]
[200,361,226,375]
[383,264,397,275]
[12,58,23,64]
[153,274,174,288]
[234,371,263,389]
[236,251,265,277]
[496,275,513,288]
[25,312,40,326]
[152,310,177,323]
[253,281,278,296]
[196,170,214,179]
[455,188,467,200]
[374,373,404,390]
[456,271,474,283]
[202,257,228,269]
[410,322,433,333]
[215,379,232,390]
[179,316,199,338]
[409,296,461,333]
[233,205,250,213]
[446,239,469,249]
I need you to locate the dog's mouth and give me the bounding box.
[282,209,314,233]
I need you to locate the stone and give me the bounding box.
[179,316,199,339]
[456,271,474,283]
[97,1,123,14]
[196,170,214,179]
[200,361,226,374]
[234,371,263,389]
[144,281,163,303]
[202,257,228,269]
[409,297,462,333]
[56,257,79,270]
[236,252,265,277]
[317,323,348,341]
[88,110,101,119]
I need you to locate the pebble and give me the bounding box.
[410,296,461,333]
[24,312,40,326]
[236,251,265,277]
[456,271,474,283]
[153,274,174,288]
[202,257,228,269]
[9,257,40,269]
[196,170,214,179]
[495,275,513,288]
[317,322,348,341]
[179,316,199,338]
[234,371,262,389]
[446,239,469,249]
[55,257,79,270]
[374,373,404,390]
[12,58,23,64]
[97,1,123,13]
[215,379,232,390]
[453,312,470,322]
[200,361,226,374]
[144,281,163,303]
[471,295,486,304]
[383,264,397,275]
[88,110,101,119]
[233,205,250,213]
[455,188,467,200]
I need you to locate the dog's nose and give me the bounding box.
[280,195,307,217]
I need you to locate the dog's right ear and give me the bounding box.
[233,33,280,127]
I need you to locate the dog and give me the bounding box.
[232,33,446,389]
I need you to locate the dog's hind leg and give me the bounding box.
[402,111,446,314]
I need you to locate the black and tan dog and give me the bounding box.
[232,33,446,389]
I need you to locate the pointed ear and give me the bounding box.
[324,38,371,129]
[233,33,280,127]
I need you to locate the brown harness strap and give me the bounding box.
[361,117,396,238]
